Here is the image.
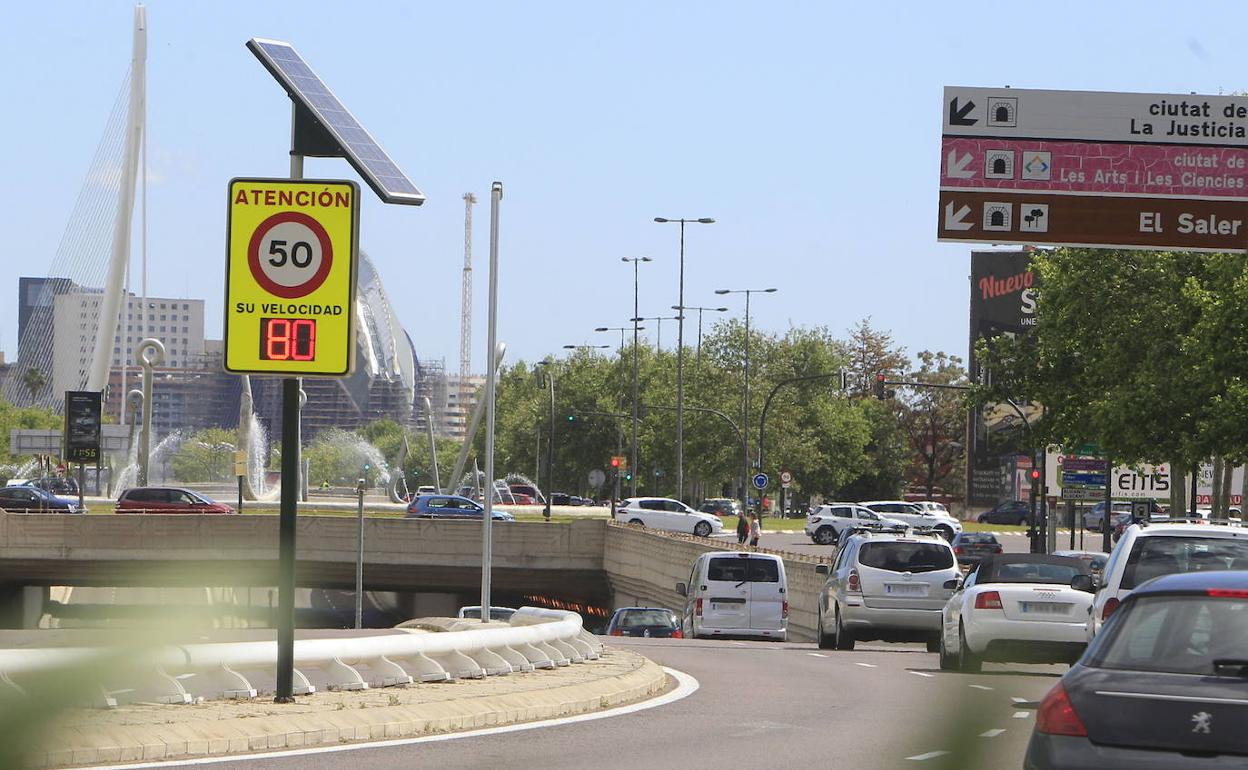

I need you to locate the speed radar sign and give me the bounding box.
[224,179,360,376]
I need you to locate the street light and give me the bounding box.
[672,305,729,362]
[716,287,778,514]
[535,359,557,522]
[630,315,682,352]
[594,325,643,352]
[655,216,714,503]
[563,344,610,352]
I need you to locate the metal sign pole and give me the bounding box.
[355,477,365,629]
[480,182,502,622]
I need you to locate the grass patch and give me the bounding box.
[959,521,1028,533]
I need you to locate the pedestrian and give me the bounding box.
[736,511,750,545]
[749,513,761,548]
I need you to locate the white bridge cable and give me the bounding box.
[6,69,134,409]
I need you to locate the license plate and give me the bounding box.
[710,602,740,611]
[1020,601,1068,614]
[885,583,926,596]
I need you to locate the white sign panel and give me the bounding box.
[1112,464,1171,500]
[944,86,1248,147]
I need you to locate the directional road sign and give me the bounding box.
[938,86,1248,251]
[752,473,769,490]
[224,178,360,376]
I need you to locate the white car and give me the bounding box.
[861,500,963,540]
[914,500,951,516]
[938,554,1092,672]
[617,497,724,538]
[804,502,908,545]
[677,552,787,641]
[1089,521,1248,638]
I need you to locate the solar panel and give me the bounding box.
[247,38,425,206]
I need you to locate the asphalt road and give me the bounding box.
[189,637,1064,770]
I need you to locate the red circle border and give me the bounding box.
[247,211,335,299]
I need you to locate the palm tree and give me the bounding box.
[22,367,46,406]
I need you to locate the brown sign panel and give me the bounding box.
[938,190,1248,252]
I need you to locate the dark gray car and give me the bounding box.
[1025,570,1248,768]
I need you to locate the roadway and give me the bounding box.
[181,636,1061,770]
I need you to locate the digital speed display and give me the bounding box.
[259,317,317,361]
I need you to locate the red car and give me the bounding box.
[116,487,235,514]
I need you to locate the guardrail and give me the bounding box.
[0,608,601,707]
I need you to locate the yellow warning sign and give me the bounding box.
[224,178,360,376]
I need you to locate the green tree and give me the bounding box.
[899,351,969,499]
[169,428,236,483]
[21,367,46,406]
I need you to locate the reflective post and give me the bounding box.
[355,477,365,629]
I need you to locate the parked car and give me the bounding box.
[1026,570,1248,768]
[977,500,1033,526]
[699,498,743,518]
[616,497,723,537]
[914,500,951,516]
[406,494,515,521]
[1082,499,1163,532]
[605,607,683,638]
[804,502,906,546]
[456,605,517,621]
[950,532,1003,565]
[116,487,234,514]
[25,477,79,496]
[1089,521,1248,638]
[0,485,85,514]
[508,484,545,504]
[677,552,787,641]
[549,492,572,506]
[939,554,1092,672]
[415,485,438,496]
[815,529,959,650]
[861,500,963,540]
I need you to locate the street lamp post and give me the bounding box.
[563,344,610,352]
[654,217,714,505]
[632,315,682,352]
[536,360,556,522]
[673,305,728,363]
[716,287,778,514]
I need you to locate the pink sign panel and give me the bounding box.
[941,137,1248,200]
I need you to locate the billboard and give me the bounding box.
[63,390,101,463]
[967,249,1038,506]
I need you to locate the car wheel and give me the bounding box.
[693,521,712,538]
[938,629,956,671]
[628,518,644,526]
[834,606,855,651]
[814,526,837,546]
[817,609,835,650]
[977,513,990,523]
[957,623,981,673]
[1015,514,1028,526]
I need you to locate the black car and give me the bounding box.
[604,607,682,638]
[699,498,743,517]
[950,532,1003,564]
[977,500,1032,525]
[0,485,84,513]
[1026,570,1248,768]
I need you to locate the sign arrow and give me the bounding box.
[944,201,973,231]
[946,150,975,179]
[949,97,977,126]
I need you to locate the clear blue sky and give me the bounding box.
[3,1,1243,371]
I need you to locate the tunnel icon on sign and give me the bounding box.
[983,202,1012,231]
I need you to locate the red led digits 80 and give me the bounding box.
[259,317,317,361]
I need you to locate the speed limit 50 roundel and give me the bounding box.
[224,178,360,377]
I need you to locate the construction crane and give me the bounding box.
[460,192,476,379]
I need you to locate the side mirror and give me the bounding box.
[942,577,961,590]
[675,582,687,597]
[1071,574,1095,593]
[815,564,830,575]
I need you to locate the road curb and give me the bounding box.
[32,649,667,768]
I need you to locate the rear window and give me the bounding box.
[960,533,998,544]
[616,609,678,628]
[707,557,780,583]
[1092,594,1248,675]
[858,542,954,573]
[1121,536,1248,590]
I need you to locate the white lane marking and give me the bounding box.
[979,729,1005,738]
[908,670,935,678]
[968,684,993,690]
[854,662,877,668]
[807,653,829,658]
[906,751,950,761]
[1013,711,1030,719]
[1011,696,1028,703]
[71,666,700,770]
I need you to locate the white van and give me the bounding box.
[676,551,788,641]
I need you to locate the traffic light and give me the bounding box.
[624,471,633,481]
[610,457,621,469]
[567,414,576,422]
[1029,469,1041,482]
[873,374,895,400]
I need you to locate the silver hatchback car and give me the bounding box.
[815,529,960,651]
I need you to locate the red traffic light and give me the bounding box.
[611,457,621,468]
[1029,469,1041,481]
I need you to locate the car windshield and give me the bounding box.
[1093,593,1248,675]
[617,609,676,628]
[707,557,780,583]
[858,542,954,573]
[992,562,1082,583]
[1121,536,1248,590]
